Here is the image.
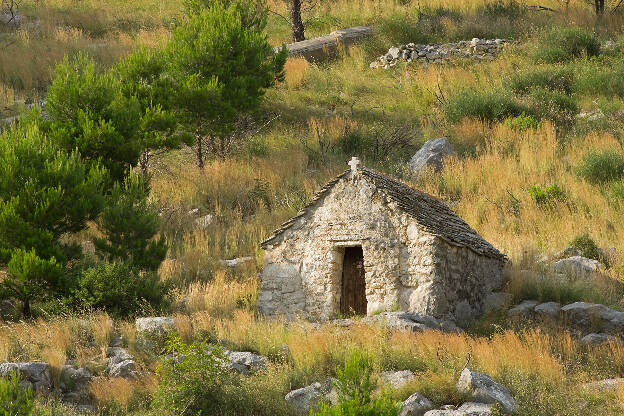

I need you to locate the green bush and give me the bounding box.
[312,350,401,416]
[509,67,574,95]
[528,184,567,207]
[528,88,577,124]
[504,113,541,131]
[576,149,624,184]
[533,27,600,63]
[574,62,624,98]
[0,372,34,416]
[481,0,527,19]
[569,233,600,261]
[445,90,527,123]
[72,261,169,316]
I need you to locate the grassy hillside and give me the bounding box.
[2,0,624,414]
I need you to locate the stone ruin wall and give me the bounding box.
[259,172,503,322]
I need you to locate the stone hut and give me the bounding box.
[259,158,507,324]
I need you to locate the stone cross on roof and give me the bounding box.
[348,157,360,172]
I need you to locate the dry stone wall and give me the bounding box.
[370,38,510,69]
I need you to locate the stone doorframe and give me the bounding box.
[327,240,369,317]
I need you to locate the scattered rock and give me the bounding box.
[579,333,618,347]
[399,392,434,416]
[582,378,624,392]
[219,257,256,268]
[275,26,373,61]
[456,368,518,414]
[285,378,337,413]
[187,208,200,216]
[560,302,624,335]
[380,370,416,389]
[225,351,267,375]
[59,365,92,403]
[602,40,617,50]
[106,347,134,367]
[135,317,175,336]
[457,402,493,415]
[194,214,214,229]
[0,362,52,394]
[507,300,539,320]
[408,138,455,175]
[553,256,602,277]
[362,312,463,333]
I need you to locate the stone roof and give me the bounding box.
[261,166,506,261]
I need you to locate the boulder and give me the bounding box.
[533,302,560,322]
[560,302,624,335]
[380,370,416,389]
[108,360,138,379]
[456,368,518,414]
[0,362,51,394]
[399,392,434,416]
[506,300,539,320]
[225,351,267,375]
[60,365,92,403]
[408,138,455,175]
[135,317,175,336]
[457,402,492,415]
[285,378,337,413]
[579,333,618,347]
[553,256,602,277]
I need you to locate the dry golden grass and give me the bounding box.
[89,377,138,409]
[284,57,310,89]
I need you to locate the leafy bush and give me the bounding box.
[533,27,600,63]
[569,233,600,261]
[312,350,401,416]
[574,62,624,98]
[576,149,624,184]
[0,372,34,416]
[71,261,168,316]
[504,113,541,131]
[481,0,527,19]
[528,88,577,124]
[445,90,527,123]
[528,184,567,207]
[509,67,574,94]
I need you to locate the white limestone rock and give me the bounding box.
[285,378,337,413]
[533,302,560,322]
[553,256,602,277]
[399,392,434,416]
[380,370,416,389]
[408,138,455,174]
[219,256,255,268]
[225,351,267,375]
[456,368,518,414]
[109,360,138,379]
[135,317,175,335]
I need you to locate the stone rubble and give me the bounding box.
[552,256,603,277]
[219,256,256,268]
[457,368,518,414]
[59,365,92,403]
[135,316,175,336]
[370,38,510,69]
[106,347,138,379]
[0,362,52,394]
[380,370,416,389]
[361,311,463,333]
[225,351,267,376]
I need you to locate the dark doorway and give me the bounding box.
[340,246,367,315]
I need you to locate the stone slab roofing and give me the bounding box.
[261,166,506,261]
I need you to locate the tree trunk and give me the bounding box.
[22,299,31,318]
[139,150,149,178]
[196,134,204,170]
[290,0,305,42]
[595,0,605,15]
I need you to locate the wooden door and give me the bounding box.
[340,247,367,316]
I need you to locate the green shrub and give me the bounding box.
[445,90,527,123]
[72,261,169,316]
[509,67,574,95]
[576,149,624,184]
[528,184,567,207]
[312,350,401,416]
[504,113,541,131]
[0,372,34,416]
[528,88,577,125]
[481,0,527,19]
[569,233,600,261]
[574,62,624,98]
[533,27,600,63]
